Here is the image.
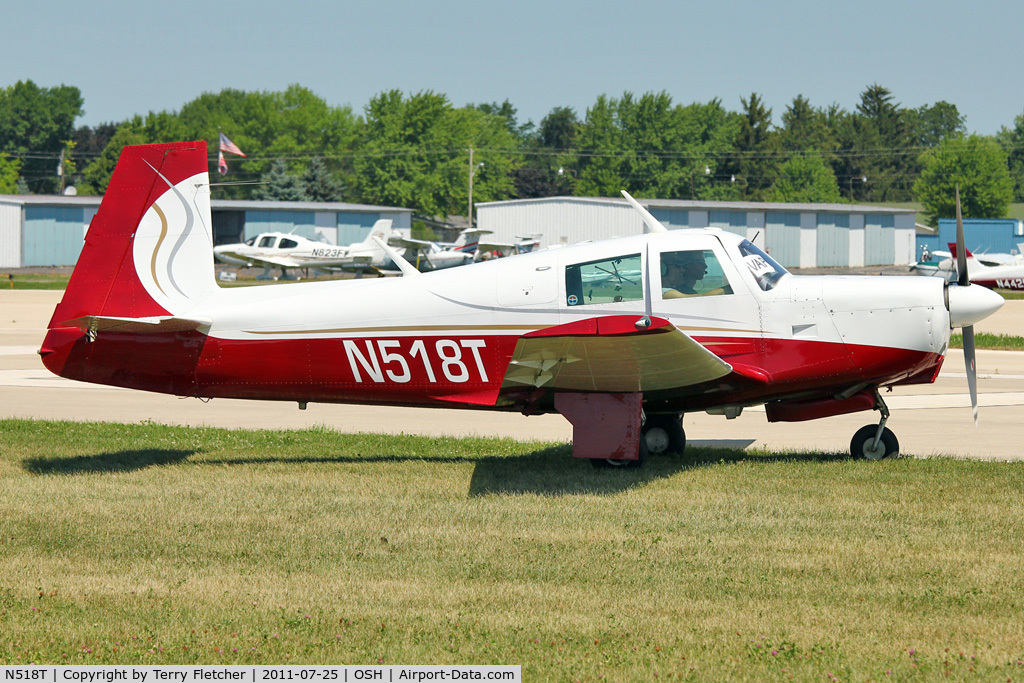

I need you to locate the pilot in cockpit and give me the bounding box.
[662,250,729,298]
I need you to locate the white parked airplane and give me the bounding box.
[41,142,1003,466]
[913,243,1024,290]
[213,220,395,279]
[384,228,489,272]
[384,227,545,272]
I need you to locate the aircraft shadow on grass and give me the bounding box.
[23,449,197,475]
[466,440,859,497]
[21,440,859,496]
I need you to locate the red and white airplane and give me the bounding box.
[40,142,1004,465]
[929,243,1024,291]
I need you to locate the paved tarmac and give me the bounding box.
[3,289,1023,460]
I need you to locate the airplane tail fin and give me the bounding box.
[357,219,393,247]
[48,141,217,329]
[947,242,974,260]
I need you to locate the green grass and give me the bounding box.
[3,274,70,290]
[950,332,1024,350]
[2,420,1024,679]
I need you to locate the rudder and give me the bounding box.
[49,140,216,328]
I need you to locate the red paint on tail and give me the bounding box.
[946,242,974,260]
[47,141,209,328]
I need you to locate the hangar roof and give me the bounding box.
[477,196,916,214]
[0,194,411,213]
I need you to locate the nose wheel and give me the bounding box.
[850,392,899,459]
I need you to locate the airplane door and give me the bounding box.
[652,239,763,356]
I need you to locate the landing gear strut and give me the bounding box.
[850,391,899,460]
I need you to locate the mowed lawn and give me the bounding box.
[2,419,1024,680]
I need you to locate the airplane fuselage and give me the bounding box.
[43,230,950,416]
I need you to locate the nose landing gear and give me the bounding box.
[850,392,899,460]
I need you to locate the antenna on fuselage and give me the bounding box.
[371,236,420,277]
[620,190,668,234]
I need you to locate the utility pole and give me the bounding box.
[57,149,65,194]
[467,147,474,227]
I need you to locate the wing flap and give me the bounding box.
[501,315,732,393]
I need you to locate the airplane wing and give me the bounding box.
[478,240,516,253]
[500,315,732,393]
[215,250,303,269]
[388,236,433,251]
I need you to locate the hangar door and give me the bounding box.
[23,206,85,266]
[709,210,747,237]
[816,213,850,267]
[765,212,800,268]
[244,211,316,241]
[864,214,895,266]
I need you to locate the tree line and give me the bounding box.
[1,79,1022,226]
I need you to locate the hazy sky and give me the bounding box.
[6,0,1022,135]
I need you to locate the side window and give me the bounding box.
[258,236,276,248]
[565,253,643,306]
[279,238,298,249]
[660,249,733,299]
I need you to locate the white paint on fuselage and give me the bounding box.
[185,229,953,360]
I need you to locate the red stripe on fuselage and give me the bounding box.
[42,328,943,412]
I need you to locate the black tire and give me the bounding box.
[642,414,686,455]
[591,435,649,469]
[850,424,899,460]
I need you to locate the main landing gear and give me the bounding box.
[850,392,899,460]
[642,413,686,456]
[591,413,687,469]
[553,394,687,469]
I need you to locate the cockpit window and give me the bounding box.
[258,236,276,248]
[565,253,643,306]
[738,239,788,291]
[660,250,733,298]
[279,238,298,249]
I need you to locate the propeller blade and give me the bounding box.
[955,185,969,287]
[963,324,978,425]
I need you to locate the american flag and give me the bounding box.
[219,132,246,157]
[218,151,228,175]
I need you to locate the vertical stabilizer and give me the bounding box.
[49,141,216,328]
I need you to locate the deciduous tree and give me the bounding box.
[913,134,1013,224]
[0,80,83,193]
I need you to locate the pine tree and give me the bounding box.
[254,159,307,201]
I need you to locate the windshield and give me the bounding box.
[738,239,788,291]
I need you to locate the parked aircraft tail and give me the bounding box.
[48,141,217,328]
[355,219,393,248]
[947,242,975,260]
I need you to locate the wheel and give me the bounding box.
[591,435,649,469]
[850,424,899,460]
[642,414,686,455]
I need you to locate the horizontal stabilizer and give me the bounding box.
[62,315,212,335]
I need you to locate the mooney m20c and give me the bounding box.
[40,142,1004,465]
